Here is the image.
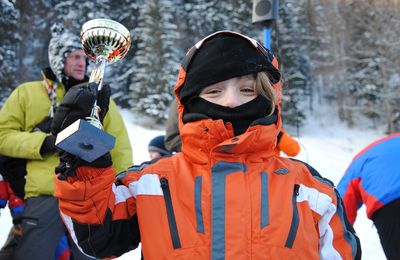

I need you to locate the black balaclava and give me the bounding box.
[185,95,273,136]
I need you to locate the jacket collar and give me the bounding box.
[179,113,281,165]
[41,67,88,90]
[41,67,58,81]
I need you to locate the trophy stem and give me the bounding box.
[89,55,107,91]
[87,55,108,130]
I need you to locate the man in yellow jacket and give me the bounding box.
[0,24,132,259]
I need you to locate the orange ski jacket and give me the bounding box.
[54,57,360,260]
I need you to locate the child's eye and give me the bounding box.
[241,87,255,93]
[201,87,221,95]
[206,89,220,94]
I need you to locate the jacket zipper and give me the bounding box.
[160,177,181,249]
[285,184,300,248]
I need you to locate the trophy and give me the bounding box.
[55,19,131,162]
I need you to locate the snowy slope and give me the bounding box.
[0,109,386,259]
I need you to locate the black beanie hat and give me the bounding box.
[179,32,281,104]
[148,135,172,156]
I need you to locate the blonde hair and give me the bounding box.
[254,72,277,116]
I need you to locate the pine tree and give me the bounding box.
[53,1,111,32]
[275,0,310,126]
[341,0,400,132]
[130,0,179,122]
[339,1,379,127]
[0,0,20,104]
[179,0,208,50]
[15,0,56,83]
[107,0,140,107]
[230,0,259,39]
[307,0,346,108]
[176,0,239,52]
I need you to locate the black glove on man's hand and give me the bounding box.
[51,83,111,135]
[40,135,56,155]
[32,116,53,133]
[51,83,96,135]
[55,151,112,180]
[97,83,111,122]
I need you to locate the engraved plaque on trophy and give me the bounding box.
[55,19,131,162]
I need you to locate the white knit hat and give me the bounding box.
[48,23,82,82]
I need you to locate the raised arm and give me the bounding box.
[54,165,140,258]
[51,82,140,258]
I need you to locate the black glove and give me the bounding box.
[51,83,111,135]
[55,151,112,181]
[32,116,53,133]
[40,135,56,155]
[97,83,111,122]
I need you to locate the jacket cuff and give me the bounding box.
[74,166,113,181]
[54,166,116,201]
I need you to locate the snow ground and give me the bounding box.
[0,109,386,259]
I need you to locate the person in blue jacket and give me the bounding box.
[337,133,400,260]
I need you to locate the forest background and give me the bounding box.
[1,0,400,133]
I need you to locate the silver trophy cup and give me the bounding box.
[55,19,131,162]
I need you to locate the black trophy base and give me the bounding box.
[55,119,115,162]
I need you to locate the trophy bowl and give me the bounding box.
[80,18,131,64]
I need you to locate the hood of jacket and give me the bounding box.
[172,55,283,164]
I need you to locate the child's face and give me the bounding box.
[199,75,256,108]
[149,151,163,160]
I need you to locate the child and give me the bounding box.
[148,135,172,160]
[53,31,361,259]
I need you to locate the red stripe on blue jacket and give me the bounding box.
[337,133,400,224]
